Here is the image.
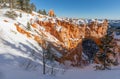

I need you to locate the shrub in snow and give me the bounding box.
[20,59,39,71]
[95,29,119,70]
[4,11,18,20]
[10,30,17,34]
[94,65,111,70]
[19,13,22,18]
[26,22,31,31]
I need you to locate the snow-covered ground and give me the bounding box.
[0,8,44,79]
[0,8,120,79]
[1,61,120,79]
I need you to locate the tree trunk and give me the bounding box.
[9,0,12,10]
[43,50,46,74]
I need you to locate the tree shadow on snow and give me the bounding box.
[0,52,42,71]
[1,38,42,59]
[0,71,4,79]
[0,38,43,70]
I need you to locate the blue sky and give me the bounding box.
[31,0,120,19]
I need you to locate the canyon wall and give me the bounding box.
[16,15,109,66]
[36,18,109,66]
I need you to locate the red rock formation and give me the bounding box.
[37,21,63,42]
[15,23,31,38]
[35,18,109,66]
[31,23,37,28]
[48,9,55,17]
[4,20,8,22]
[15,17,109,66]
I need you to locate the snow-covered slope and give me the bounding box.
[0,9,44,79]
[0,8,120,79]
[109,20,120,28]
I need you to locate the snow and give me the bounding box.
[56,67,120,79]
[109,20,120,27]
[55,26,62,32]
[114,32,120,39]
[76,19,85,24]
[0,8,120,79]
[1,60,120,79]
[0,8,44,79]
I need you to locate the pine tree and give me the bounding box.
[41,41,56,75]
[25,0,30,12]
[9,0,13,10]
[42,9,47,15]
[30,3,36,11]
[45,44,55,75]
[96,30,115,70]
[37,9,42,14]
[18,0,24,10]
[16,0,30,12]
[37,9,47,15]
[27,22,31,30]
[19,12,22,18]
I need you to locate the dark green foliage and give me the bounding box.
[42,42,56,75]
[30,3,36,11]
[16,0,31,12]
[96,52,111,70]
[46,45,54,62]
[0,0,37,13]
[3,3,7,7]
[17,0,24,10]
[37,9,47,15]
[96,31,116,70]
[27,22,31,31]
[37,9,42,14]
[42,9,47,15]
[10,0,32,13]
[45,44,56,75]
[5,11,18,20]
[100,35,113,52]
[19,13,22,18]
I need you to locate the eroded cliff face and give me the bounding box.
[15,14,109,66]
[35,18,109,65]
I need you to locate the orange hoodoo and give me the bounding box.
[48,9,55,17]
[16,16,109,66]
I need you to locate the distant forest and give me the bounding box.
[0,0,47,15]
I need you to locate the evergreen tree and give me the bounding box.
[41,41,56,75]
[96,30,115,70]
[27,22,31,30]
[9,0,12,10]
[19,12,22,18]
[9,0,15,10]
[37,9,43,14]
[37,9,47,15]
[42,9,47,15]
[0,0,16,8]
[25,0,30,12]
[45,43,55,75]
[17,0,24,10]
[16,0,30,12]
[30,3,36,11]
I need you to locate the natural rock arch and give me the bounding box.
[82,38,99,62]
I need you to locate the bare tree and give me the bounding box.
[9,0,12,10]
